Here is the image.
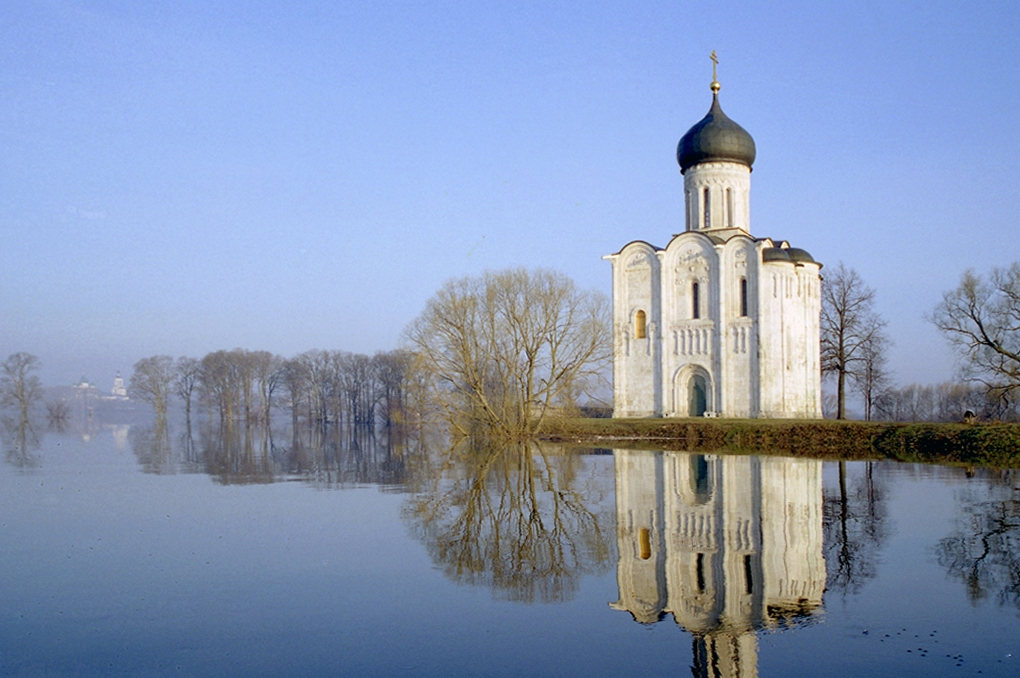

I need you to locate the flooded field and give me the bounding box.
[2,423,1018,676]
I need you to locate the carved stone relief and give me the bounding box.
[626,252,652,269]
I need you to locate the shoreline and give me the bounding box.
[539,418,1020,468]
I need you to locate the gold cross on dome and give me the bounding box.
[710,50,720,92]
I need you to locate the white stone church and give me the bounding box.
[605,68,822,418]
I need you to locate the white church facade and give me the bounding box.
[605,65,822,418]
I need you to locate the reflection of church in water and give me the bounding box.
[610,450,825,677]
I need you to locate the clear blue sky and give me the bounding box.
[2,0,1018,389]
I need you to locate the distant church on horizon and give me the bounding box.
[605,55,823,418]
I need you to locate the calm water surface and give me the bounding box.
[1,422,1018,677]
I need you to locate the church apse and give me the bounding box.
[609,449,825,677]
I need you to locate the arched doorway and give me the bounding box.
[689,374,708,417]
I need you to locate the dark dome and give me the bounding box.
[762,247,792,263]
[677,94,756,173]
[786,248,815,264]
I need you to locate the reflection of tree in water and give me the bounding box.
[937,469,1020,611]
[200,424,279,485]
[273,425,415,489]
[822,461,890,596]
[129,419,419,489]
[405,441,613,604]
[1,415,42,468]
[129,421,176,474]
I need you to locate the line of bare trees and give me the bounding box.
[873,381,1019,423]
[822,260,1020,422]
[130,348,417,430]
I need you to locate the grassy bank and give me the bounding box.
[539,417,1020,468]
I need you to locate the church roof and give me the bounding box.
[676,91,756,173]
[762,247,792,263]
[786,247,816,264]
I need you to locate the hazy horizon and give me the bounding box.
[3,1,1018,389]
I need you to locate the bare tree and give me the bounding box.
[130,355,176,421]
[374,349,415,427]
[336,352,376,426]
[404,268,611,438]
[174,357,201,426]
[930,262,1020,412]
[46,399,70,425]
[198,349,277,426]
[821,263,887,419]
[233,350,257,423]
[879,381,1016,423]
[934,382,982,422]
[879,383,932,422]
[249,350,283,424]
[855,330,892,421]
[0,352,44,421]
[280,357,310,429]
[199,350,236,423]
[295,350,331,427]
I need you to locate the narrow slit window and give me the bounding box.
[639,528,651,560]
[692,282,700,319]
[696,553,706,592]
[740,278,748,317]
[703,188,710,229]
[635,310,647,339]
[744,554,754,594]
[725,188,733,227]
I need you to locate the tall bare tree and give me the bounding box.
[198,350,239,423]
[1,352,44,421]
[374,349,415,427]
[198,349,276,426]
[130,355,176,421]
[174,357,201,426]
[930,262,1020,411]
[249,350,283,424]
[280,357,310,428]
[856,331,892,421]
[336,351,376,426]
[821,263,887,419]
[295,350,331,427]
[405,267,611,438]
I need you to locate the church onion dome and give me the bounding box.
[762,247,792,263]
[677,93,756,173]
[786,247,816,263]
